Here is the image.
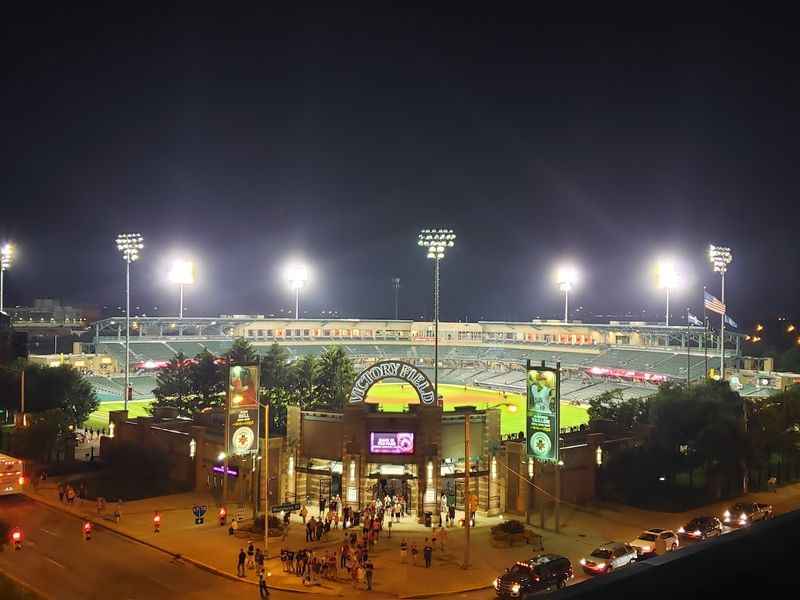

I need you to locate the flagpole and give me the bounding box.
[703,287,708,379]
[720,272,726,377]
[686,307,690,387]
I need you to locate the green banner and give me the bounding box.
[526,365,560,463]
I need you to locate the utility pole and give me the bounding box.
[264,402,270,558]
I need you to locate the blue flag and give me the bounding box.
[723,314,738,328]
[687,312,703,327]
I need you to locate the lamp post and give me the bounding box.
[286,263,308,320]
[555,265,578,324]
[418,229,456,407]
[1,243,14,313]
[116,233,144,411]
[168,259,194,319]
[656,259,680,327]
[708,244,733,375]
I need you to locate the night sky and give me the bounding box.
[2,13,797,324]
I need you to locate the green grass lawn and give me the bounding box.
[365,383,588,436]
[84,400,152,431]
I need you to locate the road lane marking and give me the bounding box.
[44,556,66,569]
[40,528,59,537]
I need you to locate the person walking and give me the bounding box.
[400,538,408,563]
[365,560,374,591]
[237,548,247,577]
[410,542,419,566]
[387,518,392,538]
[247,541,256,570]
[300,504,308,524]
[58,484,65,503]
[438,524,447,551]
[423,538,433,568]
[259,570,269,598]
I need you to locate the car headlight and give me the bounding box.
[596,562,606,569]
[678,527,685,533]
[693,530,702,536]
[493,578,499,589]
[740,513,747,521]
[641,545,651,553]
[723,510,730,518]
[580,558,586,566]
[511,583,521,594]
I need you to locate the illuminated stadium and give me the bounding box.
[83,316,743,433]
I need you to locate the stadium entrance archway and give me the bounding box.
[349,360,436,405]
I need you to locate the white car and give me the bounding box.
[629,528,679,556]
[580,542,637,574]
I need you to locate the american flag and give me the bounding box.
[704,290,726,315]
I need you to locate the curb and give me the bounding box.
[23,492,336,596]
[399,584,493,599]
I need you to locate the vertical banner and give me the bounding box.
[227,364,261,456]
[526,362,560,463]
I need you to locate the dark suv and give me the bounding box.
[494,554,573,598]
[678,516,723,541]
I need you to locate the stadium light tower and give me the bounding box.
[555,265,578,323]
[168,258,194,319]
[709,244,733,375]
[285,263,309,320]
[116,233,144,411]
[393,277,401,320]
[0,243,14,314]
[656,258,681,326]
[418,229,456,406]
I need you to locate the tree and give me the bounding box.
[291,355,317,408]
[13,409,72,463]
[225,337,257,364]
[587,389,648,429]
[313,346,355,409]
[152,353,193,416]
[0,363,97,428]
[260,343,293,434]
[189,350,225,414]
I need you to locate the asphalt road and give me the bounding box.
[0,495,337,600]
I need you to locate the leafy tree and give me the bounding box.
[313,346,355,409]
[259,343,293,434]
[0,363,97,428]
[225,337,258,364]
[291,355,317,408]
[12,409,72,463]
[189,350,225,413]
[152,353,193,416]
[777,347,800,373]
[587,389,648,429]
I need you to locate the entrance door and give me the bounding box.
[443,478,456,508]
[331,473,342,498]
[319,478,331,502]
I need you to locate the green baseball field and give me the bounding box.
[84,400,151,431]
[84,384,589,436]
[364,383,588,435]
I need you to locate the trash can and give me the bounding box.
[424,512,432,527]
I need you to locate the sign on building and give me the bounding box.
[349,360,436,405]
[227,364,260,456]
[526,362,560,463]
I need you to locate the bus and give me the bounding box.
[0,453,24,496]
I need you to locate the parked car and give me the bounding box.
[721,502,773,527]
[494,554,573,597]
[678,516,723,541]
[580,542,637,575]
[629,528,679,556]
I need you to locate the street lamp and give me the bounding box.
[168,259,194,319]
[116,233,144,411]
[418,228,456,407]
[0,243,14,313]
[708,244,733,375]
[656,259,680,326]
[555,265,578,324]
[285,263,308,320]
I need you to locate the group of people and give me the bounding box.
[57,482,83,505]
[280,530,377,590]
[236,541,269,597]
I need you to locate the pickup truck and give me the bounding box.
[721,502,773,527]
